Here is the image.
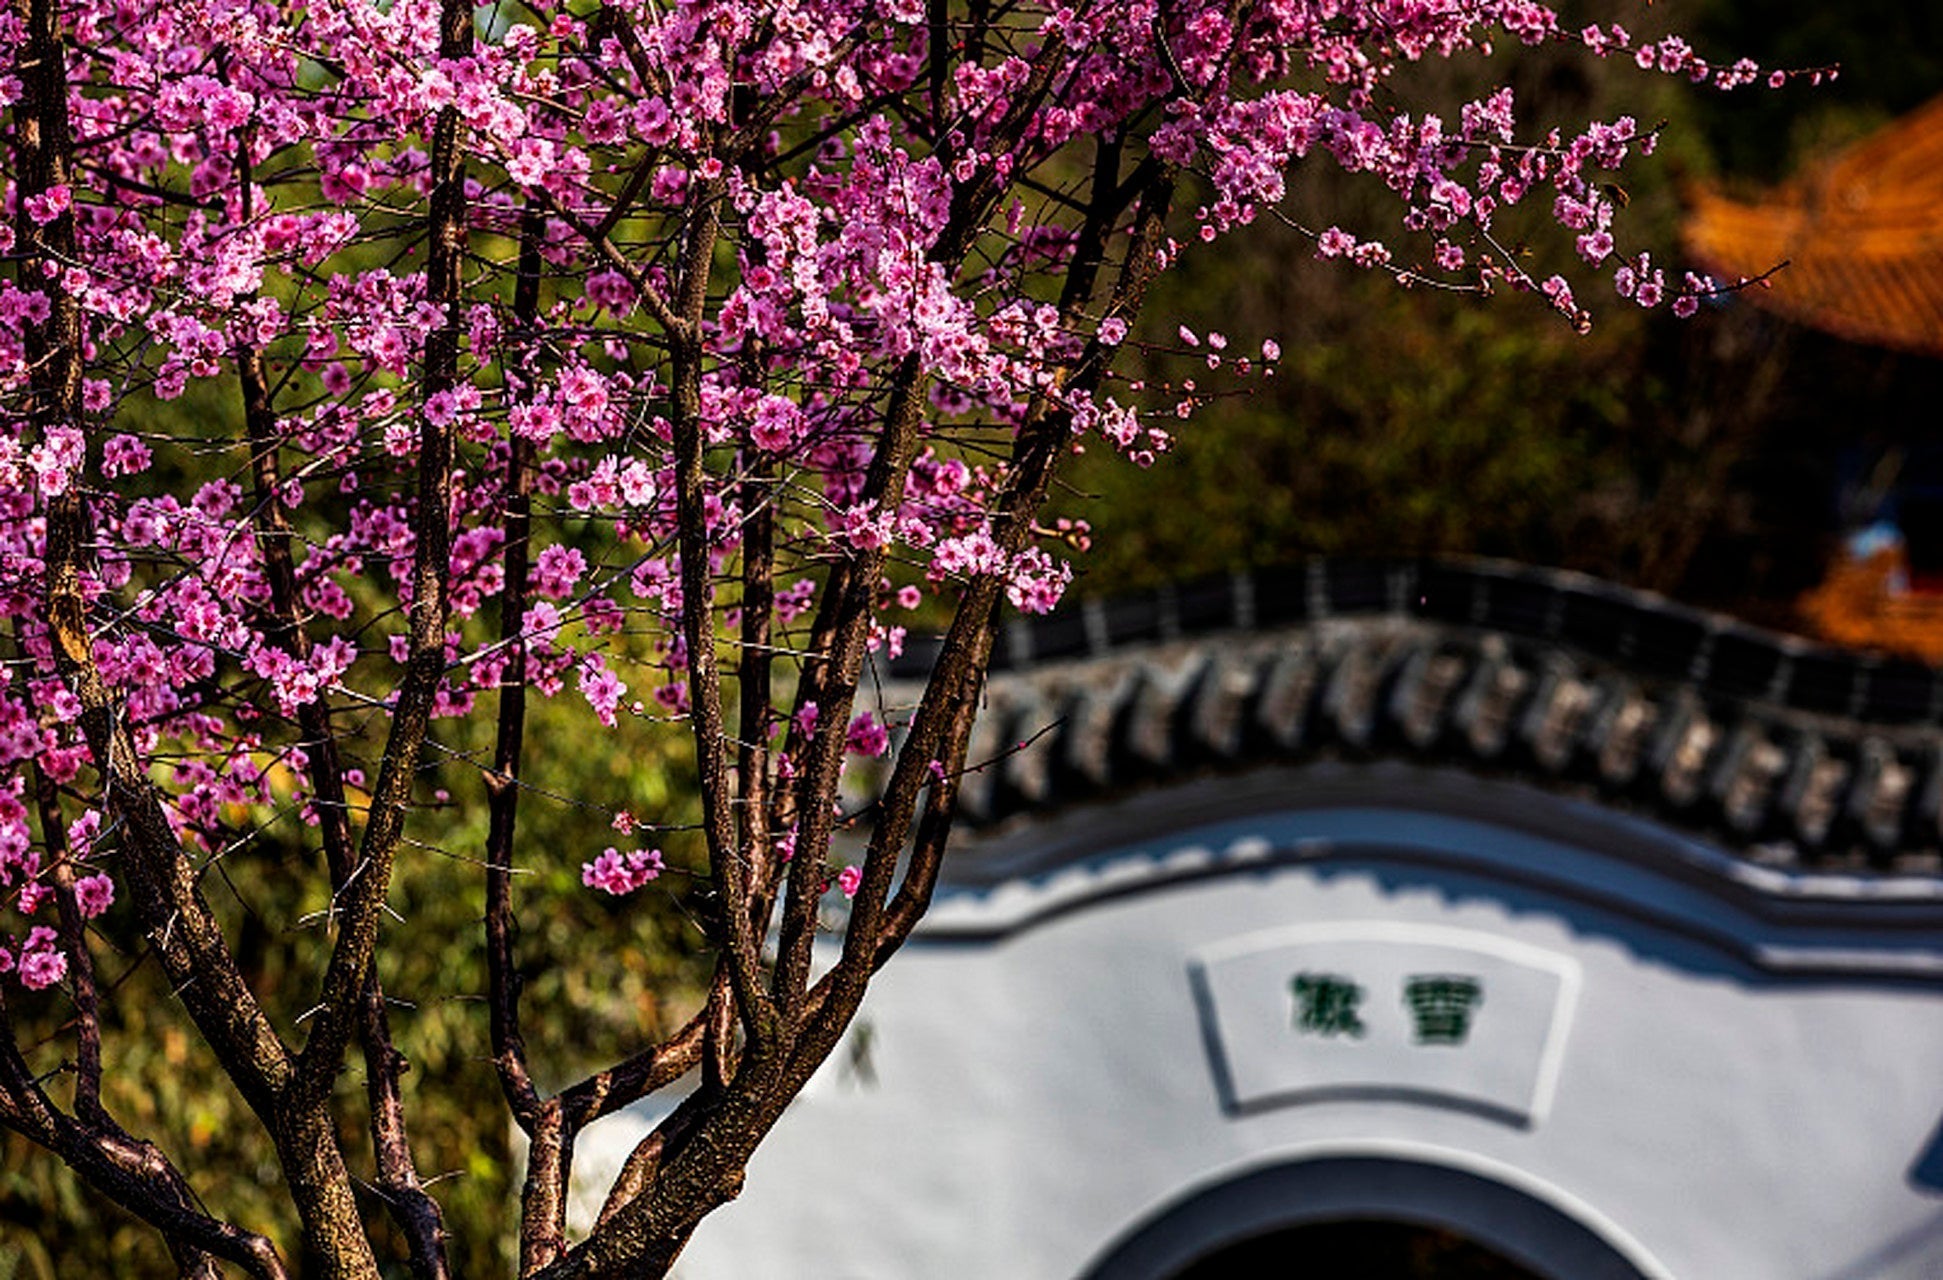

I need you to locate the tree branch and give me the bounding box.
[18,0,304,1200]
[487,203,547,1130]
[289,0,472,1117]
[669,166,782,1048]
[0,991,286,1278]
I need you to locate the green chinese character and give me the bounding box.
[1403,974,1483,1045]
[1291,972,1366,1038]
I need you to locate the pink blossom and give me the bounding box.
[836,865,863,899]
[27,426,83,496]
[18,947,64,989]
[578,659,627,727]
[24,184,69,224]
[423,390,458,427]
[534,544,587,599]
[837,504,891,551]
[1316,227,1356,258]
[585,270,637,315]
[101,434,152,478]
[846,713,890,757]
[74,874,115,919]
[581,847,665,896]
[1006,547,1072,615]
[17,926,64,990]
[750,394,803,452]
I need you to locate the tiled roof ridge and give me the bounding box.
[886,559,1943,871]
[895,558,1939,720]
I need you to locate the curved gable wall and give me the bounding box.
[601,563,1943,1279]
[670,770,1943,1278]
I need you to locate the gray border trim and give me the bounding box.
[918,764,1943,980]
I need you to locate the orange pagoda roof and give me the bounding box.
[1683,93,1943,356]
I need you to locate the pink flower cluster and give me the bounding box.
[1,927,68,991]
[846,713,891,758]
[581,847,666,897]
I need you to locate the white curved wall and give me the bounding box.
[576,775,1943,1280]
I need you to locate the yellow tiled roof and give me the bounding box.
[1682,93,1943,355]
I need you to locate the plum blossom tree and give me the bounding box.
[0,0,1798,1274]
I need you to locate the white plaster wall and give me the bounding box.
[573,805,1943,1280]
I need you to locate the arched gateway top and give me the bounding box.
[651,560,1943,1280]
[1079,1152,1662,1280]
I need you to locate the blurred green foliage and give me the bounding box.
[2,679,711,1275]
[3,362,714,1270]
